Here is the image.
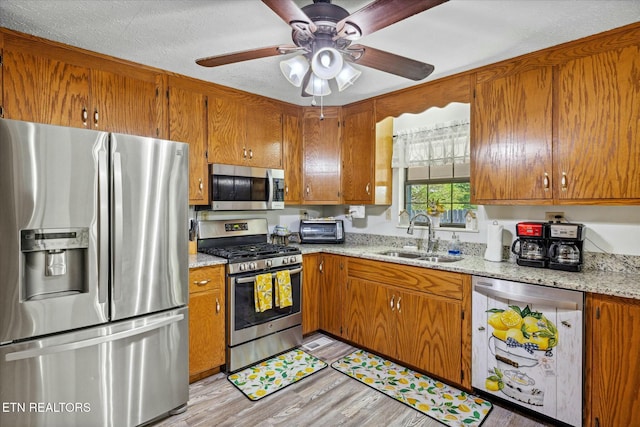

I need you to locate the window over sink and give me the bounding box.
[392,104,475,228]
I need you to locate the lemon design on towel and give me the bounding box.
[275,270,293,308]
[254,273,272,312]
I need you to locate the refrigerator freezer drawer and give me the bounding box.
[0,307,188,427]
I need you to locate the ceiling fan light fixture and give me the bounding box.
[335,62,362,91]
[279,55,310,87]
[304,75,331,97]
[310,47,344,80]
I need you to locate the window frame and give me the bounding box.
[402,169,475,229]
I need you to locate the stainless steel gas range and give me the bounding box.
[197,219,303,372]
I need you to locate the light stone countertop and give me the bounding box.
[189,244,640,300]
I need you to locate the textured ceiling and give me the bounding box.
[1,0,639,106]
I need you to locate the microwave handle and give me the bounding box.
[266,168,274,206]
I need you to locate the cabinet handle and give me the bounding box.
[397,296,401,312]
[543,173,549,191]
[285,185,289,195]
[194,279,210,286]
[198,178,203,191]
[319,261,323,273]
[82,107,88,126]
[215,297,220,314]
[249,148,253,159]
[306,185,310,195]
[243,147,247,158]
[561,172,568,191]
[93,109,99,128]
[365,182,371,195]
[390,295,395,311]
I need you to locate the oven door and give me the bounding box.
[228,265,302,346]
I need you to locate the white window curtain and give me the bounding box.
[392,119,470,176]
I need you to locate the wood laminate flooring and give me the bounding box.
[151,333,557,427]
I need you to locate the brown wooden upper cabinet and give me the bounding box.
[2,32,162,138]
[471,24,640,205]
[208,91,283,169]
[282,106,303,204]
[342,101,392,205]
[167,77,209,205]
[472,66,553,204]
[302,106,342,204]
[555,43,640,202]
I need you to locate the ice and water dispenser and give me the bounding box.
[20,228,90,300]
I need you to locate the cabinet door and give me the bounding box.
[556,44,640,201]
[188,266,225,381]
[472,66,553,203]
[342,103,375,204]
[2,34,90,127]
[302,107,342,204]
[319,255,345,337]
[208,94,246,165]
[345,277,396,357]
[246,101,283,168]
[302,254,320,335]
[397,290,462,383]
[168,83,208,204]
[91,68,161,137]
[588,294,640,426]
[283,108,303,203]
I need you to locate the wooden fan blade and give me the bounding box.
[196,45,299,68]
[347,44,434,81]
[337,0,448,39]
[262,0,317,33]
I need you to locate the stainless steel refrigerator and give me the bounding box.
[0,118,189,427]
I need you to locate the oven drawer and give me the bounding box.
[189,265,224,293]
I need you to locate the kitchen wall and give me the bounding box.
[331,104,640,257]
[193,102,640,257]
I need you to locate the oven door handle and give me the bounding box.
[235,267,302,284]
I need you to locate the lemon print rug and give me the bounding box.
[332,349,493,427]
[228,348,327,401]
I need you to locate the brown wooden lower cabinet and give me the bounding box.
[586,293,640,426]
[188,265,225,383]
[344,257,471,390]
[302,254,321,335]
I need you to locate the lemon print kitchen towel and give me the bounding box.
[254,273,272,312]
[275,270,292,308]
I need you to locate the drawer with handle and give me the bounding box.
[189,265,224,293]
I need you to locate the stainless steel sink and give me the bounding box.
[379,251,425,259]
[378,250,462,262]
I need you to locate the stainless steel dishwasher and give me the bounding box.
[471,276,583,427]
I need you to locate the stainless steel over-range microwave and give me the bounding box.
[210,164,285,210]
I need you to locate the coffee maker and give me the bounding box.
[548,222,585,272]
[511,222,549,268]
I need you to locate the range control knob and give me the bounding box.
[289,256,297,264]
[249,262,257,270]
[282,257,288,265]
[239,264,246,271]
[265,259,272,267]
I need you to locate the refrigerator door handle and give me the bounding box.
[5,314,184,362]
[98,150,109,303]
[112,151,124,300]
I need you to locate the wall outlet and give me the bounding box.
[545,211,565,222]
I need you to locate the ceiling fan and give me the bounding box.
[196,0,448,97]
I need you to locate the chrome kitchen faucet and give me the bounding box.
[407,213,436,252]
